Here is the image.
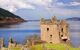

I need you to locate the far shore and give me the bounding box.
[0,20,27,27]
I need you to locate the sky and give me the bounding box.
[0,0,80,20]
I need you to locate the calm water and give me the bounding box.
[0,21,80,47]
[68,21,80,47]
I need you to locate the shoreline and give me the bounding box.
[0,20,27,26]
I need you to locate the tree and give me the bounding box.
[9,37,13,43]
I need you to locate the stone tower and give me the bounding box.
[40,16,70,44]
[59,20,70,41]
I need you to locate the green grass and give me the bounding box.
[8,47,22,50]
[31,43,80,50]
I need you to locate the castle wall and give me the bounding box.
[40,24,60,44]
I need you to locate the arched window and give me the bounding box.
[47,28,49,31]
[61,28,63,33]
[50,35,52,38]
[61,35,63,37]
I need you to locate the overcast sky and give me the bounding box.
[0,0,80,20]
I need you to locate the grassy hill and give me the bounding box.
[0,8,25,24]
[0,8,23,19]
[31,43,80,50]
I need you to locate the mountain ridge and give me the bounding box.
[66,17,80,21]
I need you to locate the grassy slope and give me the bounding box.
[9,48,21,50]
[31,43,80,50]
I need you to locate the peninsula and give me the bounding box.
[0,8,25,25]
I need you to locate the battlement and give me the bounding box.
[40,16,58,25]
[40,16,67,25]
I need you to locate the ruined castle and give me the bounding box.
[0,38,4,48]
[40,16,70,44]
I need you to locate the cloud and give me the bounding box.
[0,0,35,12]
[56,2,65,6]
[45,0,80,17]
[0,0,53,12]
[70,2,80,6]
[26,0,52,6]
[0,0,80,18]
[46,7,80,17]
[56,2,80,6]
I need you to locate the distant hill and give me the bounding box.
[0,8,25,24]
[66,17,80,21]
